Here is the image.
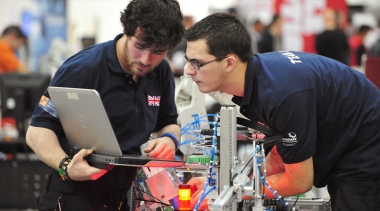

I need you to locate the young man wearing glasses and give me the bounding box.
[184,13,380,211]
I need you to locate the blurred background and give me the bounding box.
[0,0,380,72]
[1,0,380,75]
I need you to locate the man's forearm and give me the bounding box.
[264,157,314,199]
[264,172,301,198]
[26,126,67,170]
[153,124,180,142]
[265,146,285,176]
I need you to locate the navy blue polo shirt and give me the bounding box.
[233,51,380,187]
[30,34,178,154]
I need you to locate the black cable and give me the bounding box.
[292,194,300,207]
[290,194,300,211]
[134,186,171,207]
[144,202,153,211]
[135,197,169,207]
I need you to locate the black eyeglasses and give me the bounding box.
[184,55,228,70]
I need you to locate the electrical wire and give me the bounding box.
[254,144,299,211]
[131,181,139,211]
[291,194,300,211]
[132,183,172,207]
[144,203,153,211]
[182,113,301,211]
[193,117,218,211]
[178,113,220,210]
[180,114,219,156]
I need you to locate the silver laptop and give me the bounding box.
[48,86,185,169]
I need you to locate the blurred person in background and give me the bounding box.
[0,25,28,73]
[315,8,350,65]
[364,20,380,57]
[370,36,380,56]
[246,14,265,54]
[167,15,195,76]
[258,14,283,53]
[348,24,372,67]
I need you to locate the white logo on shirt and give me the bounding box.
[279,51,302,64]
[282,132,297,146]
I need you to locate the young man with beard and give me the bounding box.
[184,13,380,211]
[26,0,184,210]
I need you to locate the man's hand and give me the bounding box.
[187,177,209,210]
[144,137,176,159]
[66,149,108,181]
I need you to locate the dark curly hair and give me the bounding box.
[185,13,253,62]
[120,0,184,50]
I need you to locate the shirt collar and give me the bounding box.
[107,34,125,74]
[232,56,258,106]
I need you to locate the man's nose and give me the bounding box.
[140,51,152,65]
[184,63,195,75]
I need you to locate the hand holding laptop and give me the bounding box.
[48,87,185,168]
[67,149,108,181]
[144,137,176,160]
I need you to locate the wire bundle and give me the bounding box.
[254,145,299,211]
[180,114,219,155]
[193,115,218,211]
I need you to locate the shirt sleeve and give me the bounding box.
[270,89,317,164]
[30,66,90,134]
[2,50,21,72]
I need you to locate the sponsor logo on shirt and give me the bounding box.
[147,95,160,106]
[38,95,58,118]
[282,132,297,146]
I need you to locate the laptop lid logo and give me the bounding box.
[78,115,87,128]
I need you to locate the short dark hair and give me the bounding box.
[269,14,282,26]
[184,13,253,62]
[358,25,371,34]
[1,25,26,39]
[120,0,184,50]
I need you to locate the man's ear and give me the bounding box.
[225,56,237,73]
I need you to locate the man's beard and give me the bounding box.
[123,42,153,77]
